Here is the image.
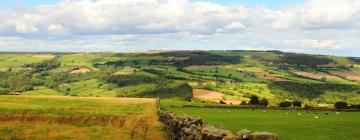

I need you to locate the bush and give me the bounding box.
[248,95,259,105]
[293,101,302,107]
[0,87,9,94]
[304,104,313,110]
[259,98,269,107]
[334,102,349,109]
[279,101,292,108]
[350,104,360,109]
[240,101,247,105]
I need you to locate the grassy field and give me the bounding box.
[0,95,166,140]
[57,79,120,97]
[0,54,55,70]
[23,86,63,96]
[58,53,103,68]
[161,100,360,140]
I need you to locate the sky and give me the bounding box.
[0,0,359,57]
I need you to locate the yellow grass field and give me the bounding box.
[193,89,224,101]
[70,67,91,74]
[330,71,360,81]
[0,96,167,140]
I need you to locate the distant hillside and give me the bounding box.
[0,51,359,106]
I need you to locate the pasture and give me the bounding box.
[161,100,360,140]
[0,95,166,140]
[57,79,120,97]
[0,54,55,70]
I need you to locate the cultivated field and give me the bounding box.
[330,71,360,81]
[192,89,224,101]
[161,100,360,140]
[0,95,166,140]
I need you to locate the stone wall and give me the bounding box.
[157,104,279,140]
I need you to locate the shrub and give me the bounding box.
[248,95,259,105]
[259,98,269,107]
[334,102,349,109]
[350,104,360,109]
[293,101,302,107]
[240,101,247,105]
[0,87,9,94]
[304,104,313,110]
[279,101,292,108]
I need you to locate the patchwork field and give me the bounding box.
[161,100,360,140]
[1,51,360,139]
[0,54,55,70]
[57,79,120,97]
[293,71,358,84]
[330,71,360,81]
[0,95,166,140]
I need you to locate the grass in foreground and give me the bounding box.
[161,100,360,140]
[0,95,166,140]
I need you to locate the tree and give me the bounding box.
[320,77,327,82]
[279,101,292,108]
[248,95,259,105]
[334,102,349,109]
[240,101,247,105]
[259,98,269,107]
[293,101,302,107]
[219,100,226,104]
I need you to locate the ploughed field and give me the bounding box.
[0,95,166,140]
[161,100,360,140]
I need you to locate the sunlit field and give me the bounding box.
[0,96,166,140]
[161,100,360,140]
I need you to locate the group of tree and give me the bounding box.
[247,95,269,107]
[278,101,302,108]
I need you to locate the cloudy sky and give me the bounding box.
[0,0,359,56]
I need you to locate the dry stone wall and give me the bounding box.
[158,108,279,140]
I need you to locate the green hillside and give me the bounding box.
[1,51,360,107]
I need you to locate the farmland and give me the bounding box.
[0,95,166,140]
[1,50,360,139]
[1,51,360,104]
[161,100,360,140]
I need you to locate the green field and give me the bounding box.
[1,51,360,139]
[0,95,166,140]
[0,54,54,70]
[57,79,120,97]
[161,100,360,140]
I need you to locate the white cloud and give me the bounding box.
[298,39,341,49]
[0,0,359,56]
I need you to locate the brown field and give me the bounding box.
[293,71,338,80]
[115,66,136,75]
[188,82,199,86]
[224,99,241,105]
[0,67,7,72]
[255,72,290,81]
[330,71,360,81]
[32,54,56,59]
[193,89,224,101]
[70,68,91,73]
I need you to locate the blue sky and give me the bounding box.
[0,0,60,9]
[0,0,306,9]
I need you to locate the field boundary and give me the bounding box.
[178,105,360,112]
[156,99,278,140]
